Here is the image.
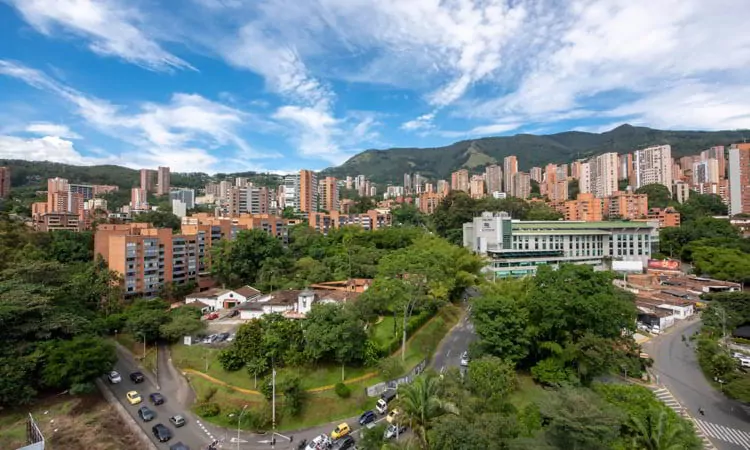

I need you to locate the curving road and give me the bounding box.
[645,319,750,450]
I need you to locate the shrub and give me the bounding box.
[218,347,245,372]
[199,385,218,403]
[195,402,221,417]
[335,382,351,399]
[377,357,405,381]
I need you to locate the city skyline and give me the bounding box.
[1,1,749,174]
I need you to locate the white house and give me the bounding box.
[185,286,262,311]
[237,288,359,320]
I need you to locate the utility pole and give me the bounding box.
[237,404,248,450]
[272,368,276,450]
[155,344,160,390]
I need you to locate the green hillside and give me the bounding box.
[322,124,750,184]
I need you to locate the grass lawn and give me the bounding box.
[0,393,142,450]
[372,315,398,350]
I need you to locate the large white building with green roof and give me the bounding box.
[463,211,659,278]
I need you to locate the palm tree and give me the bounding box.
[629,407,692,450]
[397,374,458,449]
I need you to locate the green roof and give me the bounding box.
[512,221,654,231]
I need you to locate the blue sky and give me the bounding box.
[0,0,748,174]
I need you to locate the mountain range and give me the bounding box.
[3,125,749,192]
[322,124,750,184]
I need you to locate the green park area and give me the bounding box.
[175,305,462,430]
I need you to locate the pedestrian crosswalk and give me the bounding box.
[695,419,750,450]
[651,387,715,450]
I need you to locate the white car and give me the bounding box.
[305,434,332,450]
[732,352,746,359]
[740,358,750,368]
[108,370,122,384]
[384,424,407,439]
[460,351,470,367]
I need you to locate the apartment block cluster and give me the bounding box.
[374,143,750,225]
[28,176,118,231]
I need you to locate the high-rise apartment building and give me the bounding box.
[140,169,156,192]
[672,181,690,204]
[563,193,604,222]
[504,156,518,193]
[451,169,469,192]
[608,191,648,220]
[170,189,196,209]
[634,145,673,192]
[692,159,720,184]
[413,173,424,194]
[436,179,450,195]
[131,188,148,210]
[728,143,750,216]
[701,146,726,179]
[590,152,619,198]
[529,167,542,184]
[570,161,582,180]
[321,176,339,212]
[235,177,250,188]
[299,169,318,213]
[484,164,503,194]
[579,162,591,195]
[511,172,531,199]
[249,187,271,214]
[0,167,9,199]
[556,164,568,181]
[157,166,171,195]
[470,175,485,199]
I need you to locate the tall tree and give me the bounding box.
[541,388,624,450]
[303,303,368,368]
[635,184,672,210]
[211,229,285,287]
[40,336,116,390]
[397,374,458,448]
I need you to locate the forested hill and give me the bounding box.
[0,159,282,191]
[322,124,750,184]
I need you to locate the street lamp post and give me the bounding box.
[272,368,276,449]
[237,404,248,450]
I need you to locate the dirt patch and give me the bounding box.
[0,394,142,450]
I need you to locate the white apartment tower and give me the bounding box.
[634,145,673,193]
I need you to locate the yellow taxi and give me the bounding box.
[386,408,400,424]
[330,422,351,440]
[126,391,142,405]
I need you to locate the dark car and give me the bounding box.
[229,309,239,317]
[169,443,190,450]
[137,406,155,422]
[336,436,355,450]
[149,392,165,405]
[130,371,145,383]
[358,410,377,426]
[169,415,186,428]
[152,423,172,442]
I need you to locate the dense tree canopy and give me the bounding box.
[133,210,182,231]
[211,229,285,287]
[635,184,673,209]
[677,192,727,221]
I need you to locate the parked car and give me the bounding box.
[304,434,332,450]
[376,389,397,414]
[206,312,219,320]
[149,393,165,405]
[384,424,407,439]
[169,415,186,428]
[216,332,230,342]
[732,352,746,359]
[359,410,377,426]
[386,409,400,424]
[169,443,190,450]
[331,422,351,440]
[335,435,356,450]
[740,358,750,368]
[130,371,145,383]
[137,406,155,422]
[229,309,239,317]
[107,370,122,384]
[460,351,470,367]
[227,333,236,342]
[152,423,173,442]
[126,391,142,405]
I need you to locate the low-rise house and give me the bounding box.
[238,288,360,320]
[309,278,373,293]
[185,285,262,311]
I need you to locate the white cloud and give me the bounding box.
[401,113,436,131]
[25,123,82,139]
[5,0,192,71]
[439,122,522,138]
[0,135,116,165]
[0,60,266,172]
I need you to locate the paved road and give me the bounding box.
[430,306,477,374]
[645,319,750,450]
[105,345,211,450]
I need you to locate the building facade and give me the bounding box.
[729,143,750,216]
[451,169,469,192]
[463,211,658,278]
[308,210,391,235]
[634,145,673,192]
[511,172,531,199]
[170,189,196,209]
[591,152,619,198]
[504,156,518,193]
[484,164,503,194]
[321,176,339,212]
[157,166,171,195]
[608,191,648,220]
